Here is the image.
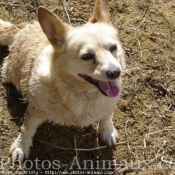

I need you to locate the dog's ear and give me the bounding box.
[37,6,68,50]
[89,0,110,23]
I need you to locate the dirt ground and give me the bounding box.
[0,0,175,174]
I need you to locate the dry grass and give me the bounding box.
[0,0,175,174]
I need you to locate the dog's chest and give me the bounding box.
[30,86,116,127]
[51,96,114,127]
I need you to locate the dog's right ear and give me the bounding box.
[89,0,110,23]
[37,6,68,50]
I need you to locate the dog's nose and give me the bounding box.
[106,69,121,79]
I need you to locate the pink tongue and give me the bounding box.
[98,81,119,98]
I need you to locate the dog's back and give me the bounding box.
[1,21,46,98]
[0,19,26,46]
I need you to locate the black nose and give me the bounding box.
[106,69,121,79]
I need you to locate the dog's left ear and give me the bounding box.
[37,6,69,50]
[89,0,110,23]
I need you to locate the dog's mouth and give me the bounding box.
[78,73,120,98]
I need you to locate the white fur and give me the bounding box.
[0,2,125,162]
[0,19,12,27]
[36,44,53,78]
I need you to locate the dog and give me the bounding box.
[0,0,125,162]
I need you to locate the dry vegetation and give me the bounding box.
[0,0,175,174]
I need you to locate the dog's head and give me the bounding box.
[37,0,125,98]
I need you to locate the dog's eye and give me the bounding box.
[81,53,95,61]
[110,44,117,52]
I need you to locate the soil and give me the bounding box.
[0,0,175,175]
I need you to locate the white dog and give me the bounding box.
[0,0,125,162]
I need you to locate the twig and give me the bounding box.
[9,117,20,121]
[116,151,164,173]
[139,7,149,29]
[116,144,165,173]
[82,131,97,137]
[166,103,173,111]
[142,8,149,19]
[72,18,87,23]
[36,128,174,153]
[129,106,136,118]
[159,115,170,121]
[34,0,41,7]
[124,119,137,160]
[62,0,72,25]
[74,135,78,157]
[117,136,144,146]
[36,135,145,152]
[124,67,141,73]
[0,2,21,7]
[137,39,143,58]
[160,14,173,41]
[144,128,175,148]
[145,64,164,69]
[161,156,175,166]
[35,138,107,151]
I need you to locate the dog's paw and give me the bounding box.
[9,136,31,162]
[10,147,25,163]
[99,125,118,147]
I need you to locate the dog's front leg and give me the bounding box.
[10,112,44,162]
[98,115,118,147]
